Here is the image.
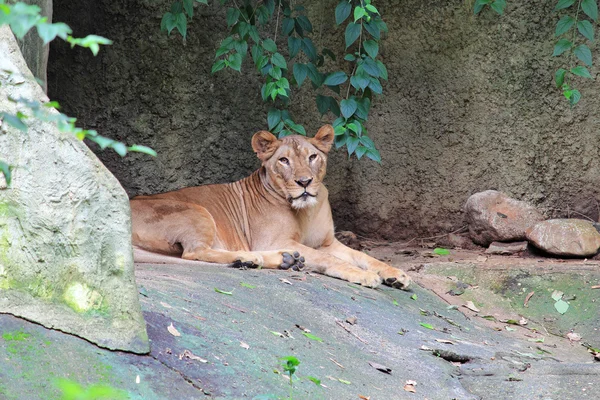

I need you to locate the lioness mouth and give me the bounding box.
[289,191,316,203]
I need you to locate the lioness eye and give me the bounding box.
[279,157,289,165]
[309,154,317,162]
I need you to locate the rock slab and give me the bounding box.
[485,241,528,255]
[0,26,148,353]
[465,190,545,246]
[526,219,600,257]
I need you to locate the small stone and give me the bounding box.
[464,190,544,246]
[485,241,528,255]
[526,219,600,257]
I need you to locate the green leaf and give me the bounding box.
[303,332,323,342]
[344,54,356,61]
[355,145,368,159]
[128,145,157,156]
[228,53,243,72]
[555,15,575,37]
[347,135,360,155]
[306,63,323,86]
[234,40,248,56]
[582,0,599,21]
[571,65,593,78]
[293,63,308,86]
[568,89,581,106]
[175,13,187,38]
[307,376,321,386]
[577,20,595,41]
[316,94,330,115]
[340,98,358,118]
[354,6,366,22]
[262,38,277,53]
[368,77,382,94]
[411,294,418,300]
[323,71,348,86]
[212,59,226,74]
[554,299,569,314]
[363,40,379,58]
[0,161,11,186]
[552,38,572,56]
[362,57,380,77]
[267,109,281,130]
[490,0,507,15]
[271,52,287,69]
[282,17,294,36]
[1,113,27,132]
[240,282,256,289]
[109,142,127,157]
[36,22,72,44]
[376,60,388,80]
[301,38,317,61]
[351,73,370,90]
[575,44,593,66]
[288,37,301,58]
[345,22,361,48]
[334,133,348,148]
[366,148,381,162]
[366,4,379,14]
[335,1,352,24]
[473,0,492,14]
[555,68,567,87]
[364,20,381,39]
[183,0,194,17]
[214,288,233,295]
[419,322,435,330]
[226,7,240,27]
[433,248,450,256]
[554,0,575,10]
[338,379,351,385]
[296,15,313,33]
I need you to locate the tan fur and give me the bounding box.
[130,125,410,289]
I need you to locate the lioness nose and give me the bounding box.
[296,177,312,188]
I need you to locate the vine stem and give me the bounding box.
[568,0,583,72]
[231,0,250,23]
[274,1,281,42]
[345,16,363,100]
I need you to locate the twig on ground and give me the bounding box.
[335,319,368,344]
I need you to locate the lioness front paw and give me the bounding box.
[280,251,305,271]
[231,253,263,269]
[380,268,411,290]
[351,271,382,288]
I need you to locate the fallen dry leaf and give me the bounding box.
[476,256,488,262]
[435,339,455,345]
[167,323,181,337]
[368,361,392,374]
[592,285,600,289]
[567,332,582,342]
[358,396,371,400]
[463,301,480,313]
[279,278,293,285]
[160,301,172,309]
[240,341,250,350]
[346,316,358,325]
[519,317,528,326]
[524,291,535,307]
[406,380,417,386]
[135,375,140,384]
[179,349,208,363]
[420,345,432,351]
[403,384,416,393]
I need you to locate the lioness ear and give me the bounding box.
[252,130,279,161]
[311,125,334,154]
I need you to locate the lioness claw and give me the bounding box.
[231,260,259,270]
[280,252,304,271]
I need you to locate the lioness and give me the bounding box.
[130,125,410,289]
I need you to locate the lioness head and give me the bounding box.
[252,125,334,209]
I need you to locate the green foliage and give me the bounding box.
[163,0,388,161]
[0,2,155,187]
[55,378,128,400]
[475,0,597,107]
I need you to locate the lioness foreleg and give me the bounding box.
[319,239,410,289]
[278,242,383,288]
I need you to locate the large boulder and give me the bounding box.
[465,190,545,246]
[0,26,148,353]
[526,219,600,257]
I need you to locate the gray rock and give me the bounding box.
[465,190,545,246]
[485,241,528,255]
[526,219,600,257]
[0,26,148,353]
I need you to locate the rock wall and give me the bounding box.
[48,0,600,240]
[0,26,149,354]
